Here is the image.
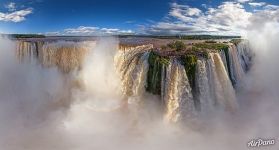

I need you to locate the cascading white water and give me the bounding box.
[125,52,150,122]
[16,41,38,63]
[228,44,245,85]
[15,39,246,121]
[220,50,229,74]
[207,53,238,112]
[115,44,153,74]
[236,40,253,71]
[161,63,167,105]
[16,40,96,72]
[130,52,150,97]
[164,59,196,123]
[118,53,141,96]
[195,58,214,113]
[40,41,95,72]
[115,45,152,98]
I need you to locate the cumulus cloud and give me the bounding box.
[169,3,202,22]
[101,28,120,34]
[47,26,134,36]
[0,8,33,22]
[147,22,204,35]
[64,26,100,34]
[249,2,266,7]
[147,2,252,35]
[247,7,279,31]
[5,2,16,11]
[146,1,279,35]
[264,4,279,10]
[236,0,252,3]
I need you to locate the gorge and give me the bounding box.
[13,38,254,123]
[4,36,279,150]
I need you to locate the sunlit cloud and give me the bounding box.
[0,2,33,23]
[64,26,100,34]
[46,26,134,36]
[249,2,266,7]
[145,1,279,35]
[264,4,279,10]
[0,8,33,22]
[236,0,252,3]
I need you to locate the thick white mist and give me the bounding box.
[245,22,279,93]
[71,37,122,111]
[63,37,129,139]
[236,21,279,144]
[62,37,171,150]
[0,38,70,149]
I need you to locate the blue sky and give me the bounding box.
[0,0,279,35]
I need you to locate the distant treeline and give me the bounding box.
[9,34,46,38]
[118,35,241,40]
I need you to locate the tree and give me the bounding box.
[167,41,186,51]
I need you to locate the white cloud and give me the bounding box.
[248,7,279,30]
[148,2,252,35]
[5,2,16,11]
[148,22,204,35]
[55,26,134,36]
[201,4,208,9]
[119,30,134,34]
[146,1,279,35]
[169,3,202,22]
[101,28,119,34]
[64,26,99,34]
[101,28,133,34]
[208,2,252,27]
[236,0,252,3]
[0,8,33,22]
[249,2,266,7]
[264,5,279,10]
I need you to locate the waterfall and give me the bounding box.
[227,44,245,85]
[195,58,214,113]
[16,41,95,72]
[16,41,38,63]
[130,52,150,97]
[40,41,94,72]
[117,52,149,98]
[14,39,250,122]
[115,44,152,76]
[164,59,196,123]
[115,45,152,98]
[207,53,238,112]
[161,63,167,105]
[220,50,229,74]
[236,41,254,71]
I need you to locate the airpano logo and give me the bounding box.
[247,138,275,148]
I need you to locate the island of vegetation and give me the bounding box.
[146,39,238,96]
